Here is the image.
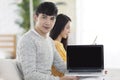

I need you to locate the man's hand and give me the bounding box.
[60,76,80,80]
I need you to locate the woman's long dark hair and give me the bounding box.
[50,14,71,50]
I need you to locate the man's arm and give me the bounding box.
[52,43,67,73]
[17,37,60,80]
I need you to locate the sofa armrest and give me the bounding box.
[0,59,23,80]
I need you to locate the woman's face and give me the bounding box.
[60,21,71,39]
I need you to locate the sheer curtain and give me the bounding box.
[76,0,120,69]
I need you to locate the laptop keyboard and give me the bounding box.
[69,70,102,73]
[66,70,104,76]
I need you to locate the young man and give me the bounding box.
[17,2,79,80]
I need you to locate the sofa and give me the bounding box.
[0,59,23,80]
[1,59,120,80]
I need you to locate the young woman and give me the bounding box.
[50,14,71,77]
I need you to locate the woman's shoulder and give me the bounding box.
[54,40,63,46]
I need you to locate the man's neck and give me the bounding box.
[34,28,47,38]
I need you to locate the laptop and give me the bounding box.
[66,45,104,76]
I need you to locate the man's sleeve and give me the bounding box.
[53,43,67,73]
[17,38,60,80]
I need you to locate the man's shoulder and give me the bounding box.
[48,37,54,44]
[19,30,34,42]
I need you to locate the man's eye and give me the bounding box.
[51,17,55,20]
[42,16,47,19]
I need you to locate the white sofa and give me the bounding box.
[1,59,120,80]
[0,59,23,80]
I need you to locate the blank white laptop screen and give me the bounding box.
[67,45,104,72]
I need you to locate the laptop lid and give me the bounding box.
[67,45,104,71]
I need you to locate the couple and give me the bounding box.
[17,2,80,80]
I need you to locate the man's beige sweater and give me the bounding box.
[17,30,66,80]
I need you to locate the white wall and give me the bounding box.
[0,0,23,34]
[76,0,120,69]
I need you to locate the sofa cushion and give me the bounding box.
[0,59,23,80]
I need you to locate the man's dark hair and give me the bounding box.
[35,2,58,16]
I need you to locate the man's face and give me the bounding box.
[35,13,56,35]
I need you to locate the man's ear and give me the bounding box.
[34,14,38,22]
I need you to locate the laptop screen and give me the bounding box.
[67,45,104,71]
